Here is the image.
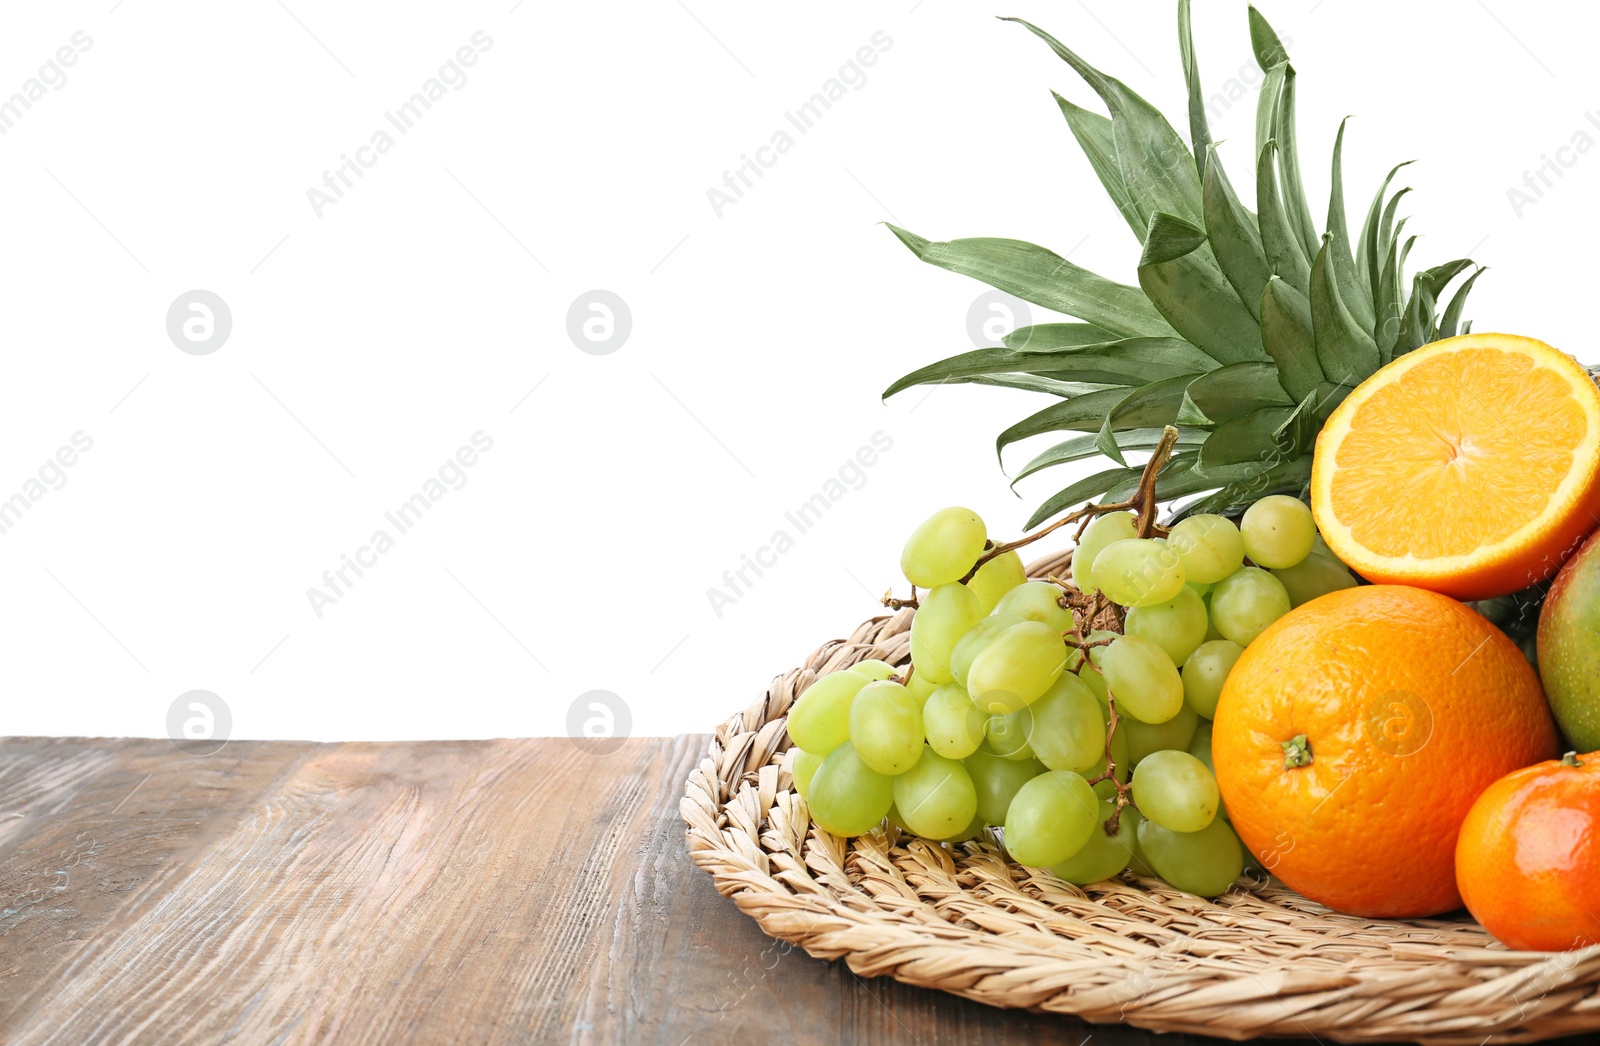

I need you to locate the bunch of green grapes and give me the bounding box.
[784,498,1358,899]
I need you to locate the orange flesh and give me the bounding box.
[1330,348,1587,559]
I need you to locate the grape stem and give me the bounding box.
[1059,427,1183,836]
[881,587,919,610]
[956,425,1181,584]
[1075,653,1135,834]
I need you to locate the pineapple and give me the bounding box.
[885,2,1482,527]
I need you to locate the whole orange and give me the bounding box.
[1457,751,1600,951]
[1213,585,1560,918]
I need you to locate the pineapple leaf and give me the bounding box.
[1257,140,1312,294]
[964,374,1116,397]
[885,226,1177,338]
[1274,66,1321,262]
[1310,235,1381,384]
[1375,222,1413,362]
[1020,335,1219,375]
[1005,18,1204,225]
[1011,428,1206,488]
[1103,451,1272,506]
[1312,380,1353,416]
[1416,259,1475,301]
[882,348,1124,398]
[1140,212,1209,265]
[1396,274,1436,356]
[1175,391,1211,427]
[1395,230,1417,306]
[1054,94,1146,241]
[1138,212,1267,365]
[1025,466,1142,528]
[1326,117,1376,330]
[1259,277,1324,400]
[1101,470,1148,504]
[1276,387,1324,449]
[1178,0,1212,182]
[996,374,1197,460]
[1175,456,1313,519]
[1360,169,1414,310]
[1197,406,1298,473]
[1246,5,1292,70]
[1161,452,1300,498]
[1255,62,1287,164]
[1203,145,1272,320]
[1438,266,1486,339]
[1182,361,1294,425]
[1095,413,1129,465]
[1003,322,1119,350]
[883,336,1216,398]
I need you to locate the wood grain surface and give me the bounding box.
[0,736,1574,1046]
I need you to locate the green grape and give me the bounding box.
[1086,724,1132,802]
[950,613,1025,688]
[993,580,1074,633]
[1187,580,1213,598]
[923,683,986,759]
[968,550,1027,614]
[851,659,899,681]
[808,743,894,837]
[1072,635,1114,710]
[787,670,870,754]
[967,620,1067,714]
[909,583,982,684]
[1167,514,1246,584]
[939,811,986,843]
[906,671,939,705]
[1092,538,1186,608]
[1126,808,1156,876]
[902,506,987,588]
[1187,721,1214,773]
[886,803,911,833]
[790,748,823,798]
[1121,701,1198,764]
[1271,551,1358,608]
[1027,673,1105,774]
[964,746,1046,825]
[893,747,979,839]
[1071,511,1138,595]
[1136,817,1244,897]
[847,680,924,775]
[1202,595,1224,641]
[1079,663,1109,708]
[1125,586,1208,667]
[1182,639,1244,718]
[1131,749,1219,832]
[1098,635,1184,724]
[1003,771,1099,867]
[1240,495,1316,569]
[1050,799,1137,884]
[1209,567,1292,646]
[985,705,1037,761]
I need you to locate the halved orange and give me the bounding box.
[1310,333,1600,600]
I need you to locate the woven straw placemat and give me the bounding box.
[681,550,1600,1044]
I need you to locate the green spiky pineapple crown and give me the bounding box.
[885,2,1482,528]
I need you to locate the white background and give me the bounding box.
[0,0,1594,742]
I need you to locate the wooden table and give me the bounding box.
[0,736,1563,1045]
